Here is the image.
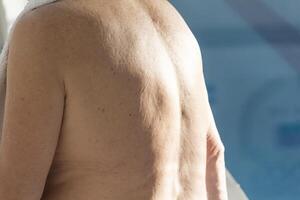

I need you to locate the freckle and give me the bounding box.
[181,110,185,117]
[20,97,25,101]
[129,113,132,117]
[102,108,105,112]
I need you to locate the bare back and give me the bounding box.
[40,0,212,199]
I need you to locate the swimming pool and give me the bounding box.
[172,0,300,199]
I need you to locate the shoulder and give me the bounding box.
[9,2,96,76]
[11,1,107,58]
[7,2,75,93]
[12,2,81,46]
[10,2,72,58]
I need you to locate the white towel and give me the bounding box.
[0,0,248,199]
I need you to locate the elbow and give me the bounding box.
[207,136,225,163]
[208,145,225,165]
[217,142,225,155]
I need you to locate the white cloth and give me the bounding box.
[0,0,248,199]
[226,170,249,200]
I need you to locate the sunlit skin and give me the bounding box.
[0,0,228,199]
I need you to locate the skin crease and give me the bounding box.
[0,0,228,199]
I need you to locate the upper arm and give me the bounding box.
[0,10,65,199]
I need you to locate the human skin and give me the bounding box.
[0,0,228,199]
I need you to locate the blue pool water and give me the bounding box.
[171,0,300,199]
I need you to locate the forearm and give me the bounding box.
[206,147,228,200]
